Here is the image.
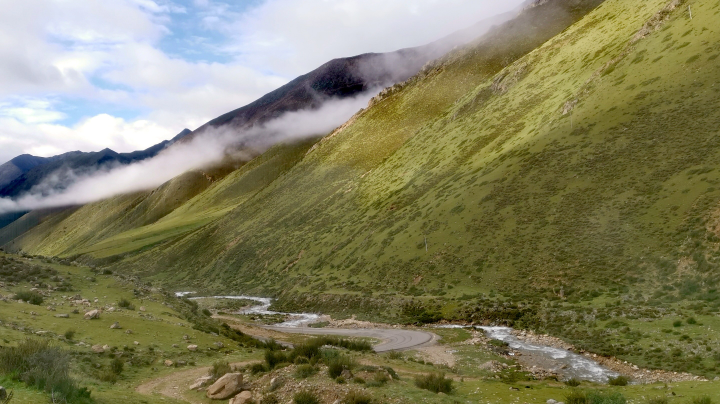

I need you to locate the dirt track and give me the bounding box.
[262,326,437,352]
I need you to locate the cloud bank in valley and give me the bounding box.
[0,90,379,215]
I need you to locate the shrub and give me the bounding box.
[0,339,91,403]
[687,317,697,325]
[118,298,135,310]
[265,350,288,370]
[294,356,310,365]
[608,375,629,386]
[202,309,212,317]
[327,355,355,379]
[98,369,118,383]
[13,291,44,305]
[110,358,124,375]
[250,363,267,375]
[414,373,453,394]
[261,394,279,404]
[565,378,581,387]
[673,320,683,327]
[64,329,76,340]
[294,390,320,404]
[210,360,231,380]
[587,391,626,404]
[565,389,587,404]
[366,371,390,387]
[344,391,374,404]
[648,397,668,404]
[295,364,317,379]
[385,351,403,360]
[691,396,712,404]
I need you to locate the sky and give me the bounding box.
[0,0,525,165]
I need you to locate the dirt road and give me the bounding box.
[262,326,437,352]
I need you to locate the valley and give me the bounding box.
[1,0,720,402]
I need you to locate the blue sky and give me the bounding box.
[0,0,524,164]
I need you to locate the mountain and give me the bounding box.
[182,12,514,142]
[4,0,720,347]
[0,0,609,285]
[0,129,192,200]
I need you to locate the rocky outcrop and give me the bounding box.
[83,309,100,320]
[206,373,243,400]
[229,391,252,404]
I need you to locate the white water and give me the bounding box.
[174,292,321,327]
[480,326,619,383]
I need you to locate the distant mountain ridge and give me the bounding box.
[0,128,192,199]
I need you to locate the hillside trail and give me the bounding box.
[135,361,256,404]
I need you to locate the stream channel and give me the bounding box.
[178,293,618,382]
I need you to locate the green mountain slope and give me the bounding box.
[4,0,720,316]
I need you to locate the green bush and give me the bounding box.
[118,298,135,310]
[294,364,317,379]
[414,373,453,394]
[265,350,288,370]
[261,394,279,404]
[565,389,587,404]
[294,390,320,404]
[202,308,212,316]
[64,329,76,340]
[110,358,124,375]
[691,396,712,404]
[647,397,668,404]
[13,291,44,305]
[211,361,231,380]
[608,375,629,386]
[565,378,581,387]
[366,371,390,387]
[588,391,627,404]
[327,354,355,379]
[0,339,92,403]
[687,317,697,325]
[673,320,683,327]
[250,363,267,374]
[343,391,374,404]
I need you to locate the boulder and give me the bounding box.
[189,375,212,391]
[187,344,198,352]
[269,377,283,391]
[164,360,174,367]
[55,314,70,318]
[206,373,243,400]
[229,391,252,404]
[91,345,105,353]
[84,309,100,320]
[133,341,140,345]
[125,329,133,334]
[110,322,121,329]
[139,306,146,312]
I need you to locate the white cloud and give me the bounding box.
[0,90,377,213]
[222,0,526,75]
[0,0,523,170]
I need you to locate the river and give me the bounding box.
[177,292,619,382]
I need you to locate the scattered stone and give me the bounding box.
[91,345,105,354]
[46,306,55,311]
[206,373,243,400]
[84,309,100,320]
[125,329,133,334]
[229,391,252,404]
[172,344,179,348]
[55,314,70,318]
[102,345,110,351]
[187,344,198,352]
[189,376,212,391]
[177,360,187,366]
[139,306,146,312]
[548,400,558,404]
[269,377,283,391]
[214,341,224,348]
[72,309,79,314]
[110,322,121,329]
[341,369,353,380]
[183,335,190,340]
[133,341,139,345]
[164,360,174,367]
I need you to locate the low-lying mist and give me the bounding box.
[0,90,379,215]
